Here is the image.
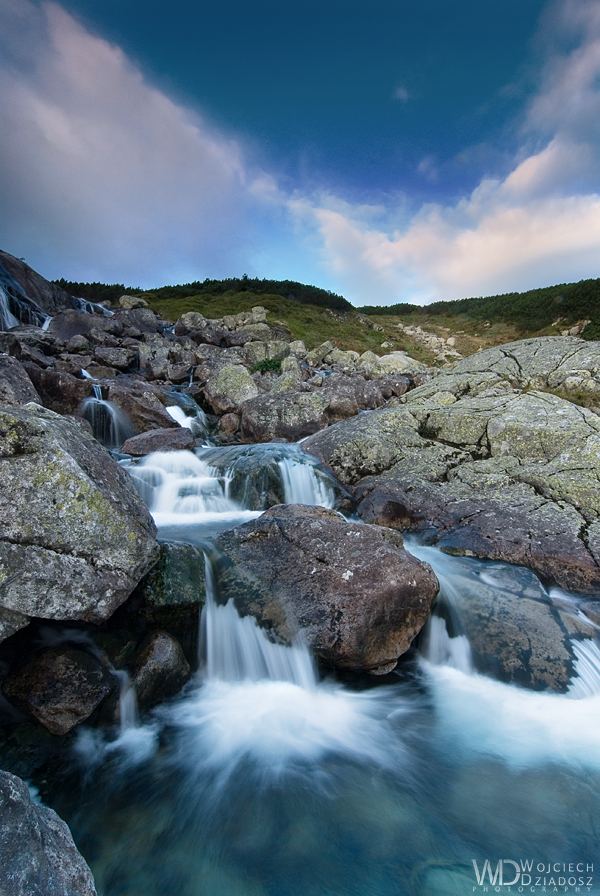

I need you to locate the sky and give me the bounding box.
[0,0,599,306]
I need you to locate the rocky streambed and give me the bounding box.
[1,252,600,895]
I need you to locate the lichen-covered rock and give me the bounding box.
[0,769,97,896]
[2,647,115,735]
[203,364,259,414]
[0,403,159,635]
[241,391,329,442]
[244,340,290,367]
[214,504,439,672]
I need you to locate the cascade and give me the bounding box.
[0,284,20,330]
[79,396,135,448]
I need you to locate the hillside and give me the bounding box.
[52,273,600,364]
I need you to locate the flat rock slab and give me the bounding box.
[121,427,196,455]
[0,769,97,895]
[303,387,600,593]
[215,504,439,672]
[0,403,159,636]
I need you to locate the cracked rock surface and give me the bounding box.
[303,338,600,594]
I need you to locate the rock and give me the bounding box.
[214,505,439,672]
[305,341,335,367]
[218,412,240,436]
[48,310,122,342]
[113,307,164,335]
[202,363,259,414]
[302,405,426,485]
[119,295,148,309]
[136,543,207,610]
[121,427,196,456]
[241,391,329,442]
[93,346,137,371]
[303,392,600,592]
[0,250,78,317]
[131,631,191,710]
[0,404,159,635]
[316,372,385,421]
[106,383,180,432]
[22,365,92,415]
[2,647,115,735]
[65,334,91,353]
[244,340,290,367]
[288,340,307,358]
[0,355,40,406]
[179,311,206,330]
[429,557,587,691]
[0,769,97,895]
[378,352,428,376]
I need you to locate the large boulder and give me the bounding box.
[214,504,439,673]
[241,392,329,442]
[121,427,196,456]
[0,249,77,317]
[303,391,600,593]
[22,365,92,415]
[0,770,97,896]
[203,364,259,414]
[0,355,40,406]
[2,647,116,735]
[106,382,180,432]
[0,403,159,637]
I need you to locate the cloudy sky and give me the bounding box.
[1,0,599,305]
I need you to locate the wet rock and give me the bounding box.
[132,631,191,710]
[0,769,97,895]
[136,543,207,610]
[121,427,196,456]
[0,355,40,406]
[218,412,240,436]
[22,365,92,415]
[0,249,78,317]
[241,391,329,442]
[2,647,115,735]
[214,504,439,672]
[0,404,159,635]
[106,382,179,432]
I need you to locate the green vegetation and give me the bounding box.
[358,278,600,340]
[52,279,133,304]
[139,275,352,311]
[251,359,282,374]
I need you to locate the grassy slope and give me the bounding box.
[143,291,434,361]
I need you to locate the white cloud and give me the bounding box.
[289,0,600,305]
[0,0,275,284]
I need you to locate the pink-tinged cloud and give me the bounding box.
[0,0,273,284]
[290,0,600,305]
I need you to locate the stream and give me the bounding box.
[39,437,600,896]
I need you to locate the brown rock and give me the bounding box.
[122,427,196,456]
[132,632,191,710]
[2,648,115,735]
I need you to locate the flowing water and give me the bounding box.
[36,449,600,895]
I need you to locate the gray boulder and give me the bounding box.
[241,391,329,442]
[203,363,259,414]
[214,504,439,673]
[0,355,40,406]
[23,365,92,415]
[0,770,97,895]
[303,391,600,593]
[0,403,159,637]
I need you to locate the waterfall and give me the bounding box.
[567,639,600,698]
[278,453,335,507]
[165,403,207,440]
[73,297,114,317]
[79,396,135,448]
[0,284,20,330]
[200,553,316,689]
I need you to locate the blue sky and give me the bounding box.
[1,0,599,305]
